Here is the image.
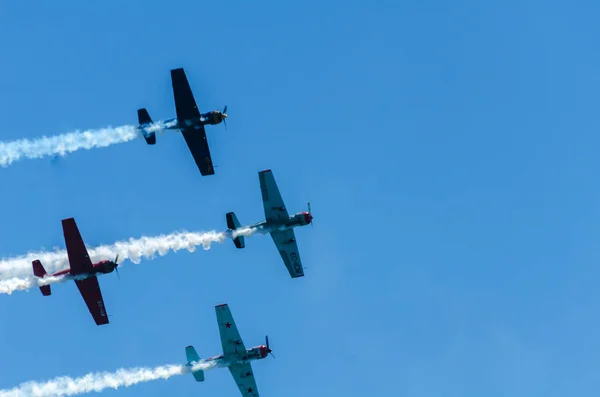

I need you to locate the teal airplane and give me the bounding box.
[185,304,273,397]
[226,169,312,278]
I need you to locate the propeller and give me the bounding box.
[114,254,120,279]
[265,335,275,358]
[222,105,228,130]
[307,202,313,227]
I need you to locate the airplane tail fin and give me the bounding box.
[185,345,205,382]
[226,212,245,249]
[137,108,156,145]
[32,260,51,296]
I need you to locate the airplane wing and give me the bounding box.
[228,363,259,397]
[259,169,289,222]
[270,229,304,278]
[74,276,109,325]
[215,304,247,356]
[62,218,94,275]
[180,126,215,176]
[171,68,215,176]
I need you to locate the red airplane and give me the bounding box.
[32,218,119,326]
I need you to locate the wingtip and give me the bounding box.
[259,169,272,173]
[61,217,76,227]
[215,303,228,308]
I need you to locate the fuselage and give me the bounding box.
[50,260,118,280]
[237,211,313,236]
[191,345,269,370]
[137,108,227,146]
[161,110,226,131]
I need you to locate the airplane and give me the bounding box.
[136,68,227,176]
[31,217,119,326]
[225,169,312,278]
[185,303,273,397]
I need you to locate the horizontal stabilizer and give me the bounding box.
[137,108,156,145]
[137,108,152,124]
[39,285,51,296]
[233,235,245,249]
[226,212,245,249]
[32,260,51,296]
[185,345,205,382]
[191,368,205,382]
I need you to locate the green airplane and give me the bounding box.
[225,169,313,278]
[185,304,273,397]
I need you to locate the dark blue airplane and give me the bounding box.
[137,68,227,176]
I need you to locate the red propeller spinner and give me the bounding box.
[304,202,313,225]
[260,336,274,359]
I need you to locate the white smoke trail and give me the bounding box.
[0,275,66,295]
[0,361,216,397]
[0,125,142,167]
[0,119,180,167]
[0,227,258,294]
[0,230,225,278]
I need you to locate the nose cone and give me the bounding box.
[304,212,313,225]
[259,346,269,358]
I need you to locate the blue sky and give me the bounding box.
[0,0,599,396]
